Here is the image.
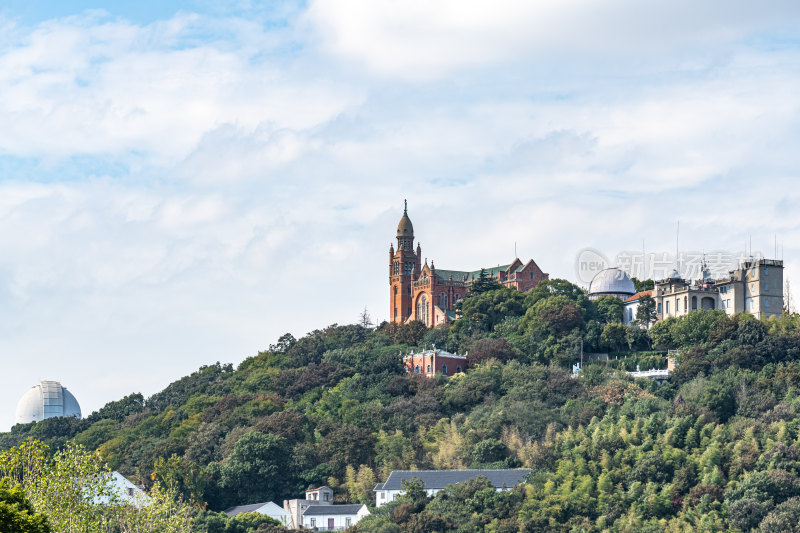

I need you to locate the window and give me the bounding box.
[766,283,770,291]
[426,364,431,373]
[530,271,534,280]
[379,492,384,499]
[442,364,447,375]
[127,488,134,497]
[456,366,462,373]
[658,303,662,313]
[310,519,316,528]
[438,292,449,309]
[766,298,770,307]
[416,294,430,326]
[324,493,329,501]
[766,267,769,275]
[676,299,680,312]
[722,300,726,309]
[346,518,352,527]
[414,365,420,373]
[727,298,731,308]
[666,301,670,314]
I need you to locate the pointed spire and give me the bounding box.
[404,199,407,215]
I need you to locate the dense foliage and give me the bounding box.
[4,279,800,531]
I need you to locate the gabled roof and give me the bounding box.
[379,469,530,491]
[623,290,654,303]
[225,502,269,517]
[302,504,366,516]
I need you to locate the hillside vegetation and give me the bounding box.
[5,278,800,532]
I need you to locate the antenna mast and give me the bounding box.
[676,221,680,274]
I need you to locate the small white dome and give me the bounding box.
[588,268,636,300]
[15,381,81,425]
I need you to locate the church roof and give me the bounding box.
[434,264,513,282]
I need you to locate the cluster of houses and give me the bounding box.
[223,468,531,530]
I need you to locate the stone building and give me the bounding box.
[389,201,548,325]
[620,258,785,325]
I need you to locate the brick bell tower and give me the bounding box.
[390,200,421,323]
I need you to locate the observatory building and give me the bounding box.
[587,267,636,301]
[15,381,81,425]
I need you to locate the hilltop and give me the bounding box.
[4,278,800,532]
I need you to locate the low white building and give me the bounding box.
[284,486,370,530]
[224,501,291,526]
[374,469,530,506]
[302,504,369,531]
[95,471,150,508]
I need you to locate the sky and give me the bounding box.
[1,0,800,430]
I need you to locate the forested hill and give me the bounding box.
[5,278,800,532]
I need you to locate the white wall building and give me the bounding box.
[374,469,530,507]
[224,501,291,525]
[284,486,369,530]
[302,504,369,531]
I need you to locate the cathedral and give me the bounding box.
[389,202,549,326]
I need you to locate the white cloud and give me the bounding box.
[304,0,800,80]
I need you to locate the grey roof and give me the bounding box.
[224,502,269,517]
[303,504,365,516]
[374,483,384,490]
[379,469,530,491]
[588,268,635,296]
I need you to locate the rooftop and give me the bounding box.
[303,504,365,516]
[378,469,531,491]
[403,349,467,360]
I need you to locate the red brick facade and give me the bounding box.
[389,202,548,325]
[403,349,467,377]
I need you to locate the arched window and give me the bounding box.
[441,364,447,375]
[414,365,420,373]
[456,366,462,373]
[692,296,697,310]
[416,294,429,326]
[426,364,431,373]
[438,292,448,309]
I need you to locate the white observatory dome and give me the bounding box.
[15,381,81,425]
[588,268,636,300]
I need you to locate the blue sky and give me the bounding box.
[1,0,800,430]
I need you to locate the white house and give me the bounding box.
[95,471,150,508]
[284,486,370,530]
[301,504,369,531]
[224,501,291,526]
[374,469,530,506]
